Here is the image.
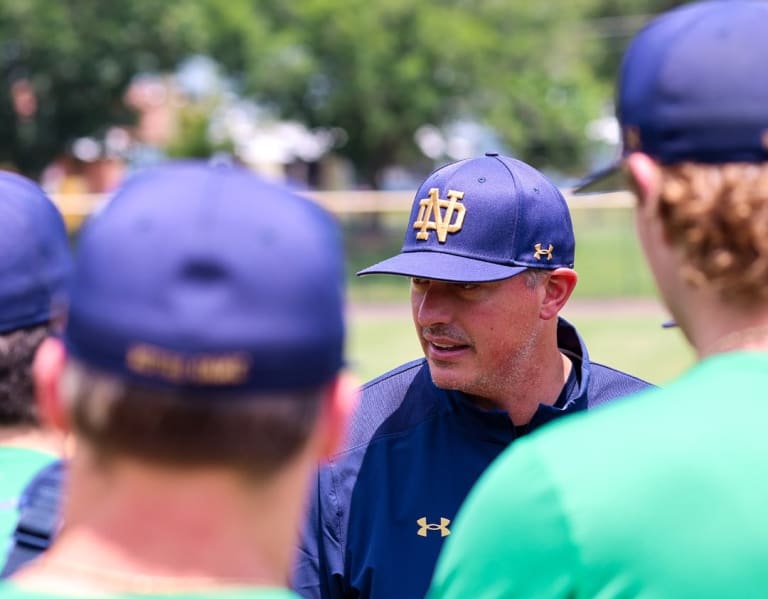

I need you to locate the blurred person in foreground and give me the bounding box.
[0,173,71,569]
[292,152,651,599]
[2,161,357,598]
[427,2,768,598]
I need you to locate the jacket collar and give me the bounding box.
[442,317,591,442]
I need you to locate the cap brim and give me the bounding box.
[571,161,625,195]
[357,251,527,283]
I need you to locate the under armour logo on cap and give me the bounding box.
[534,243,554,261]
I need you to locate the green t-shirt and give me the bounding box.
[428,352,768,599]
[1,446,57,562]
[0,582,301,598]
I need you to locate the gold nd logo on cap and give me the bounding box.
[413,188,466,243]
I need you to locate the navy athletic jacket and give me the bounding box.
[292,318,651,599]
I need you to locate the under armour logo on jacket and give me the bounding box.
[417,516,451,537]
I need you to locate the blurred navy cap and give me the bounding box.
[358,153,575,282]
[0,172,72,334]
[65,161,345,393]
[576,0,768,193]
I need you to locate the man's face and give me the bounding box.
[410,274,546,404]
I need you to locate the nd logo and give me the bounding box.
[413,188,466,243]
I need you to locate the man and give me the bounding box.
[293,152,650,599]
[2,161,357,597]
[427,3,768,598]
[0,172,71,568]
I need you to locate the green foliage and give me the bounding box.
[0,1,170,175]
[164,103,233,159]
[0,0,271,176]
[0,0,695,180]
[586,0,693,81]
[247,0,618,183]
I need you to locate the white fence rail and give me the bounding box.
[53,190,635,232]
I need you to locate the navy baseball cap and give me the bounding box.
[65,161,345,393]
[0,172,72,334]
[358,153,575,282]
[576,0,768,193]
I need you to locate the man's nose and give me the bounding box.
[413,281,454,327]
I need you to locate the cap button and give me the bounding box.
[484,151,499,157]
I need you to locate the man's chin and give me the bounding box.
[427,362,469,392]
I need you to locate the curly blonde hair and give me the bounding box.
[657,162,768,306]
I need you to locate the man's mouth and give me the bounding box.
[431,339,468,349]
[423,333,471,357]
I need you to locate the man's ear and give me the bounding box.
[625,152,662,213]
[317,372,359,461]
[33,337,69,434]
[540,268,578,320]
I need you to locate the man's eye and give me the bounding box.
[411,278,428,286]
[457,283,477,290]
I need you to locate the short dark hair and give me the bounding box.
[63,360,327,478]
[0,325,48,426]
[522,268,551,289]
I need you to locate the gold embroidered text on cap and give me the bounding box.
[126,344,251,385]
[413,188,466,243]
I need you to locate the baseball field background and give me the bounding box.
[343,200,694,385]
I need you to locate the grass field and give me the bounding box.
[347,298,694,387]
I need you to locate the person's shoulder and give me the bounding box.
[336,359,428,453]
[557,317,653,406]
[0,445,58,464]
[0,581,61,598]
[495,357,762,516]
[361,358,426,394]
[132,588,302,598]
[513,379,678,492]
[586,360,655,409]
[0,446,58,500]
[0,585,305,599]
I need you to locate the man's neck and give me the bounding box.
[673,291,768,358]
[698,315,768,358]
[469,337,573,427]
[15,449,312,594]
[502,350,573,426]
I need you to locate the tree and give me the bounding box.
[237,0,623,186]
[0,0,270,177]
[0,0,693,184]
[586,0,692,80]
